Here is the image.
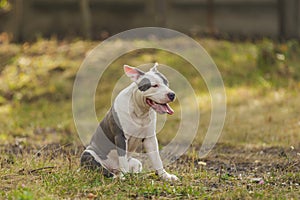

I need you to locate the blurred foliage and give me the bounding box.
[0,0,11,11]
[0,38,299,104]
[0,37,300,145]
[257,39,300,80]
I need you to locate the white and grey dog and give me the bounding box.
[80,63,178,181]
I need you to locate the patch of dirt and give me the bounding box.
[199,145,300,175]
[0,143,84,168]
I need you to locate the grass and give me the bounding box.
[1,145,299,199]
[0,37,300,199]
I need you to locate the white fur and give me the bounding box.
[113,65,178,181]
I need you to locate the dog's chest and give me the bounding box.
[114,85,157,138]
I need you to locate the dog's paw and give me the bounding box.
[160,172,179,182]
[113,173,126,180]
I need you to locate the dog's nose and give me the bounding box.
[167,92,175,101]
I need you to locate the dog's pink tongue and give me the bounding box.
[163,103,174,115]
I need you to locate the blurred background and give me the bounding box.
[0,0,300,158]
[0,0,300,156]
[0,1,300,199]
[1,0,300,42]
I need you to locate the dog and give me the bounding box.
[80,63,178,181]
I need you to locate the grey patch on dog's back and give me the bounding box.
[86,106,126,160]
[155,72,168,86]
[138,77,151,91]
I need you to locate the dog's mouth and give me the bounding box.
[146,98,174,115]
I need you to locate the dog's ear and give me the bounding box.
[150,62,159,72]
[124,65,145,82]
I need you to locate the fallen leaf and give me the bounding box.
[87,193,97,199]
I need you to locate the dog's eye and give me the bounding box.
[152,84,159,88]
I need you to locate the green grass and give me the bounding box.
[0,38,300,199]
[1,145,299,199]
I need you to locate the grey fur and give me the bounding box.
[155,72,168,86]
[80,151,113,177]
[82,106,125,161]
[138,77,151,91]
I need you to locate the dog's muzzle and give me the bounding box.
[146,98,174,115]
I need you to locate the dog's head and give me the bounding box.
[124,63,175,115]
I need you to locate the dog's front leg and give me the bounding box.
[115,134,129,177]
[143,136,179,181]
